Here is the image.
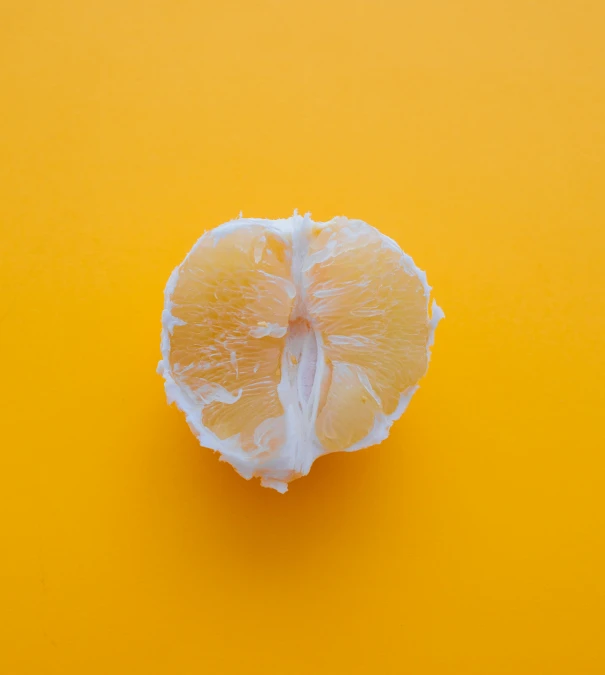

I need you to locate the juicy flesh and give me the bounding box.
[306,220,429,451]
[165,216,434,480]
[168,225,294,456]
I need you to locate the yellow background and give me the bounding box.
[1,1,604,673]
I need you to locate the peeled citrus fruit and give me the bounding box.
[158,214,443,492]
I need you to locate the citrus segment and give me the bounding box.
[304,218,433,453]
[167,224,295,454]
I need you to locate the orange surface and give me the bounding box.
[1,1,604,673]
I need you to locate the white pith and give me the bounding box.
[158,213,444,493]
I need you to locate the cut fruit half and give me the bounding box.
[159,214,444,492]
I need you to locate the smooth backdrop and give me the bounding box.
[1,1,604,673]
